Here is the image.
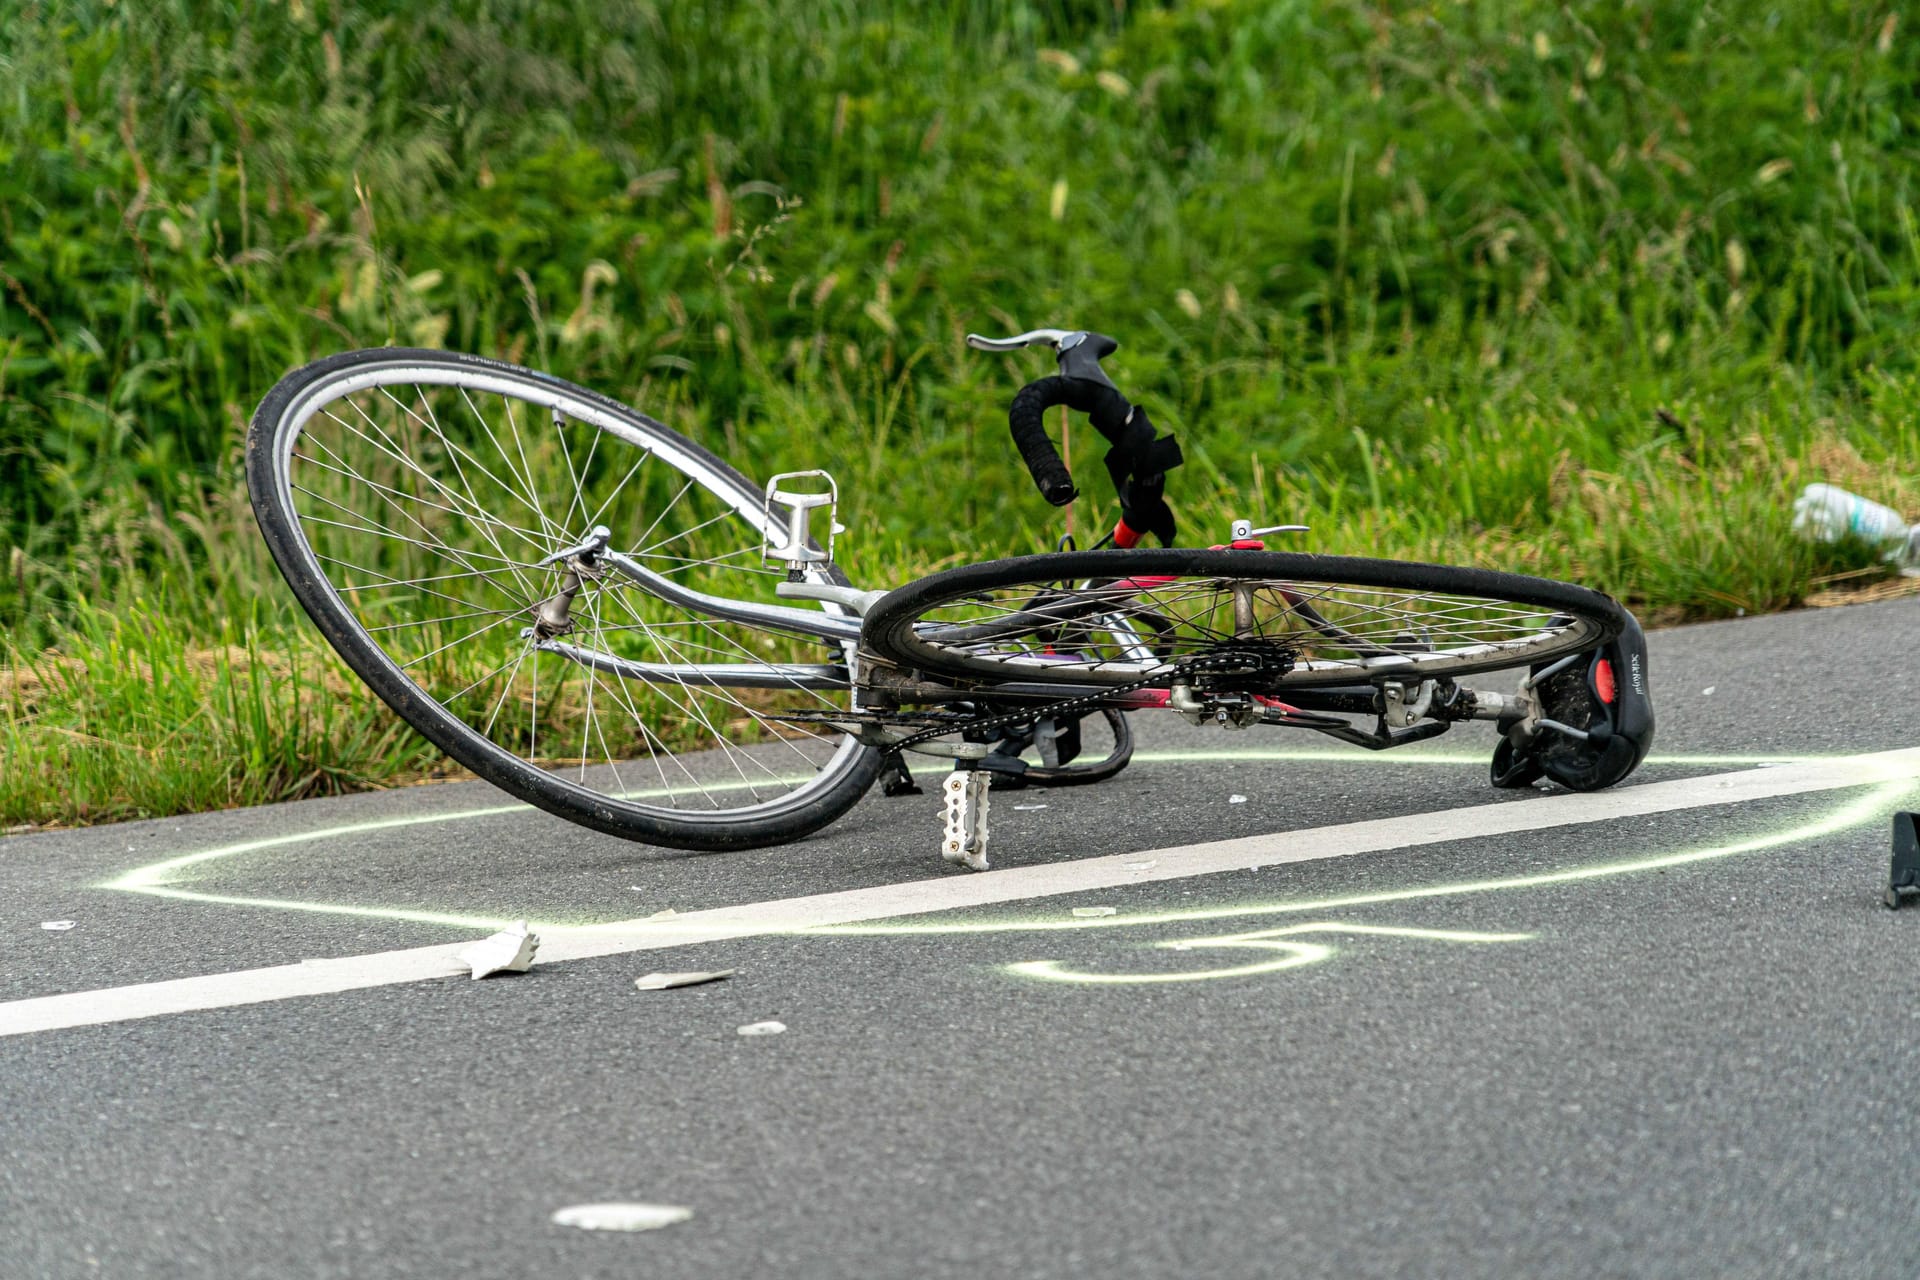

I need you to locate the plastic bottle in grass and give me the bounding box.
[1792,483,1918,567]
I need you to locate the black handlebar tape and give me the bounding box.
[1008,377,1082,505]
[1008,375,1144,505]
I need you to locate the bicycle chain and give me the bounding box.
[891,645,1295,753]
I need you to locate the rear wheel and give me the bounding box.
[247,348,880,850]
[863,549,1629,691]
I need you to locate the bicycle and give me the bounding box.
[246,328,1655,869]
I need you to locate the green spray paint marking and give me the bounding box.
[836,775,1913,982]
[1007,922,1536,985]
[96,752,1911,964]
[820,776,1912,939]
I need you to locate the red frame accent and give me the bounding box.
[1122,689,1301,715]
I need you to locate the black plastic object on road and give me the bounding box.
[879,751,924,798]
[1883,812,1920,909]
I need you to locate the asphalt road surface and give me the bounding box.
[4,596,1919,1278]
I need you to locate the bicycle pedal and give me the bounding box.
[940,769,992,871]
[761,470,846,575]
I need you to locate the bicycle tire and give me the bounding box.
[862,548,1628,689]
[248,347,881,851]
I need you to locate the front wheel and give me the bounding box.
[247,348,881,851]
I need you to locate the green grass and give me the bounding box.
[2,0,1917,828]
[0,596,440,829]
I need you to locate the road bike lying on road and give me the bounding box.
[248,330,1655,869]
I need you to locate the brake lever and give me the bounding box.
[965,329,1080,353]
[968,329,1120,393]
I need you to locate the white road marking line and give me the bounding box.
[4,746,1917,1039]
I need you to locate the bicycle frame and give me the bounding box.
[511,453,1541,758]
[542,544,1522,747]
[599,549,863,642]
[553,546,1174,701]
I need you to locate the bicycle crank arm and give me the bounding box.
[533,636,851,691]
[599,550,864,644]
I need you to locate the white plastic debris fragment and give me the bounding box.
[39,920,75,932]
[456,920,538,979]
[551,1203,693,1232]
[1702,686,1717,697]
[1124,860,1157,873]
[1792,483,1918,565]
[634,970,733,991]
[1071,906,1117,918]
[1012,803,1050,812]
[736,1020,787,1037]
[1228,794,1249,804]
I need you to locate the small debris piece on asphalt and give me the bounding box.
[1702,686,1717,696]
[634,970,734,991]
[647,908,679,920]
[1228,794,1249,804]
[39,921,76,932]
[456,920,538,979]
[1072,906,1118,918]
[736,1020,787,1036]
[550,1203,693,1232]
[1012,803,1049,811]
